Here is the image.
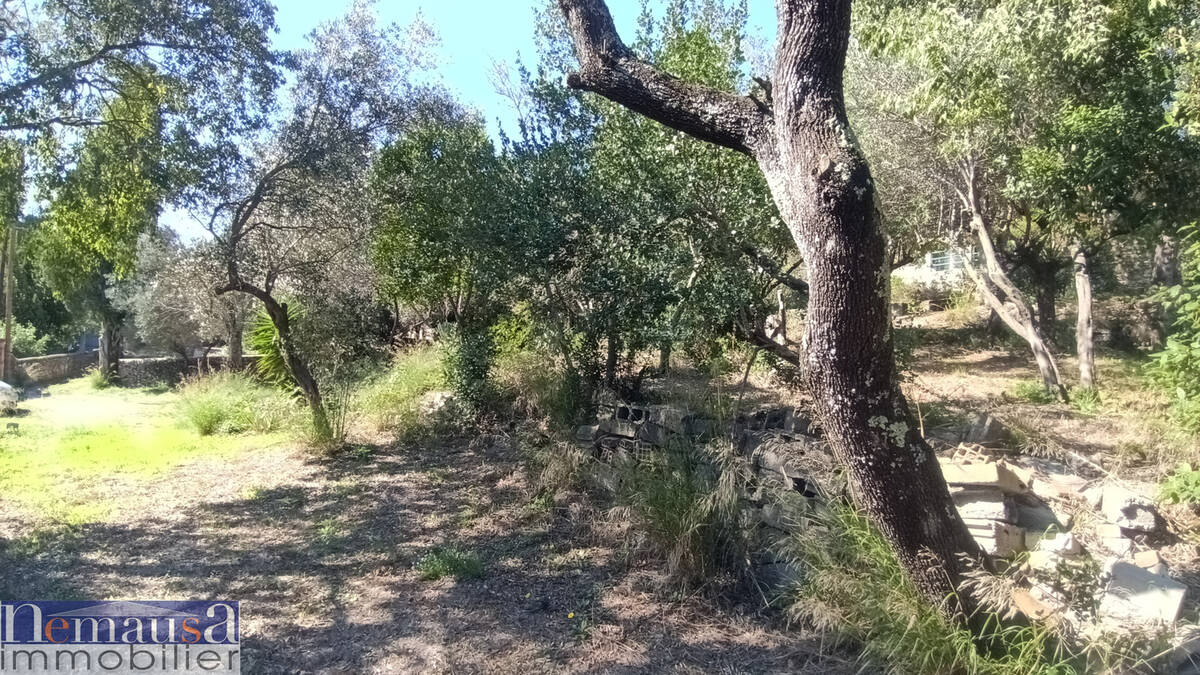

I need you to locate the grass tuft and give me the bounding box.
[1011,380,1058,405]
[355,346,445,434]
[415,546,484,581]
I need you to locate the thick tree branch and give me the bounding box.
[556,0,772,155]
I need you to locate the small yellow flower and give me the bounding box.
[567,612,575,619]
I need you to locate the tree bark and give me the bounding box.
[1032,263,1057,336]
[98,314,122,379]
[227,318,244,371]
[1152,234,1181,287]
[1072,243,1096,390]
[557,0,983,615]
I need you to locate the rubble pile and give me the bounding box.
[577,397,1193,646]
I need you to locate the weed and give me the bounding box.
[85,368,113,390]
[314,517,341,546]
[617,437,753,584]
[1011,380,1057,405]
[415,546,484,581]
[1071,387,1101,414]
[1161,463,1200,504]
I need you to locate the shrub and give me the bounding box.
[355,345,444,433]
[1149,223,1200,432]
[443,322,496,414]
[247,305,302,388]
[177,372,298,436]
[10,322,50,358]
[415,546,483,581]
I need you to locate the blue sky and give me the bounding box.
[275,0,777,137]
[168,0,777,238]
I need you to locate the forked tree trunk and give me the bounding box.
[557,0,983,614]
[961,208,1068,402]
[265,300,331,442]
[1072,243,1096,390]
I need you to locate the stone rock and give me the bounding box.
[1013,497,1063,534]
[418,390,454,416]
[1030,472,1089,502]
[1039,532,1082,556]
[1083,486,1104,509]
[963,412,1013,447]
[1102,483,1162,534]
[0,380,16,412]
[1012,588,1056,621]
[939,458,1030,494]
[1098,561,1186,626]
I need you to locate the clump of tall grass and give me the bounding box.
[177,371,298,436]
[85,367,113,390]
[782,506,1061,673]
[778,505,1180,674]
[617,437,755,585]
[355,345,445,434]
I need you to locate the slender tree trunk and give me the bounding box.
[268,302,329,441]
[1152,234,1181,287]
[557,0,984,615]
[227,320,244,371]
[962,210,1068,401]
[98,315,122,379]
[1072,243,1096,390]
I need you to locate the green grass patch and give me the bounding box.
[415,546,483,581]
[1010,380,1058,404]
[355,345,445,433]
[177,371,300,435]
[0,376,289,524]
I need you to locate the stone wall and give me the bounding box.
[16,351,98,385]
[119,355,261,387]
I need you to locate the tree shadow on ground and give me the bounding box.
[0,434,852,674]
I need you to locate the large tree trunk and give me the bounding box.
[98,314,122,379]
[557,0,983,615]
[1072,243,1096,390]
[961,206,1068,402]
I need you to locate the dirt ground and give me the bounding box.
[0,415,853,674]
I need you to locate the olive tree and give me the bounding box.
[553,0,983,611]
[208,6,438,441]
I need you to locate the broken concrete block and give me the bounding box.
[1099,561,1186,625]
[1097,523,1134,557]
[1102,484,1162,534]
[953,489,1015,522]
[1013,498,1062,534]
[1083,485,1104,509]
[939,458,1029,494]
[575,424,599,442]
[1031,473,1089,502]
[1039,532,1082,556]
[598,418,638,438]
[1133,550,1168,576]
[965,519,1025,556]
